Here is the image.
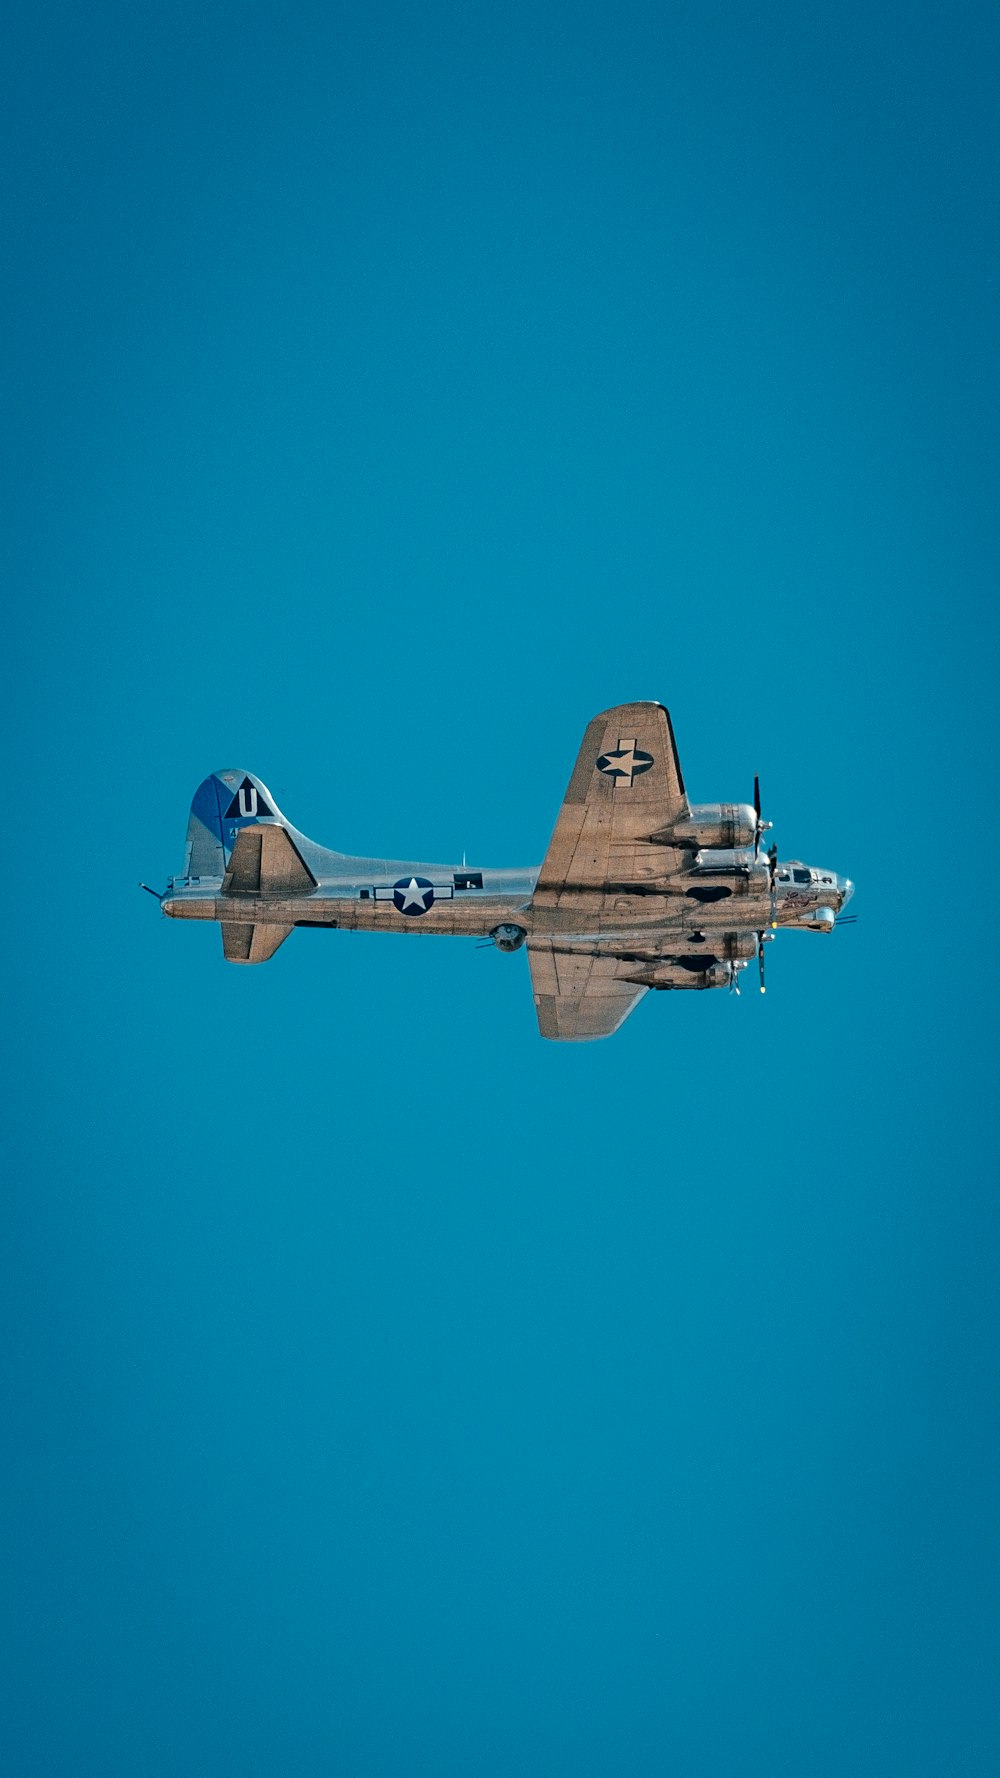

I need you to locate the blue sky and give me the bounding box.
[4,4,998,1773]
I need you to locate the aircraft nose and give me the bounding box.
[838,876,854,905]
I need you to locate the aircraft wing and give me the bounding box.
[532,702,689,906]
[527,936,741,1040]
[527,704,695,1038]
[527,940,648,1042]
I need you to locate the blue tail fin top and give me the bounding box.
[183,770,283,880]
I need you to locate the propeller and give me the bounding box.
[757,932,766,994]
[752,775,772,858]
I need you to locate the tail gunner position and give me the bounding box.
[150,702,854,1041]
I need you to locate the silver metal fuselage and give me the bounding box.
[162,851,853,944]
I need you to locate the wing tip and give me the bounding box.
[588,701,686,796]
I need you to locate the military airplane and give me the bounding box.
[149,702,853,1040]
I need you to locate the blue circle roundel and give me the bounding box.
[392,876,435,917]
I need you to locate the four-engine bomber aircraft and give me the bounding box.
[152,701,854,1041]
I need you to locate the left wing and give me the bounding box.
[532,702,689,907]
[527,941,647,1042]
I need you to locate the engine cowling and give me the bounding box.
[714,931,758,961]
[686,848,769,900]
[692,847,760,874]
[669,803,757,849]
[626,959,734,991]
[682,931,757,960]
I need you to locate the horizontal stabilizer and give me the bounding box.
[221,922,293,964]
[221,824,317,896]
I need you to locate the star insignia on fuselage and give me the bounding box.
[596,740,654,787]
[392,876,435,916]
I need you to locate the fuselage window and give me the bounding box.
[777,872,790,882]
[454,871,483,891]
[793,868,811,884]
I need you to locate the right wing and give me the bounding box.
[527,941,647,1042]
[527,939,738,1040]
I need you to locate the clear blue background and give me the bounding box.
[4,4,998,1773]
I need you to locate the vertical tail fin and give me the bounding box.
[183,771,285,879]
[180,769,342,882]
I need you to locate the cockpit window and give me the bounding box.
[793,868,811,884]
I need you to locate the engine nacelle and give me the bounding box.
[634,959,734,991]
[692,846,757,874]
[683,961,732,990]
[669,803,757,849]
[683,930,756,960]
[715,931,758,961]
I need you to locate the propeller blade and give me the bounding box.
[757,933,766,994]
[766,842,778,900]
[753,775,761,856]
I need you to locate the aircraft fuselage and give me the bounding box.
[162,853,850,942]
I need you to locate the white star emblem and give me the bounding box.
[399,877,431,910]
[596,739,654,788]
[607,742,639,775]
